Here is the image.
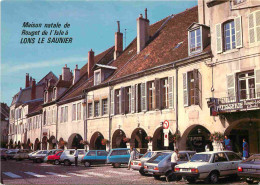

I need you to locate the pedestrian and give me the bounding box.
[224,136,232,151]
[171,148,179,171]
[242,138,249,160]
[205,143,210,152]
[128,147,136,170]
[74,147,78,166]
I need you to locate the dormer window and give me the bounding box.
[189,28,202,54]
[44,92,48,103]
[53,88,57,100]
[94,70,101,86]
[234,0,246,5]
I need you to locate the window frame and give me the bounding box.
[102,99,108,115]
[237,70,255,101]
[94,101,100,117]
[147,81,155,111]
[94,70,101,86]
[223,20,236,51]
[88,103,93,118]
[188,27,202,55]
[160,78,169,109]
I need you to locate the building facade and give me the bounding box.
[1,103,10,147]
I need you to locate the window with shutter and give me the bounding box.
[77,103,81,120]
[223,20,236,51]
[155,78,161,110]
[110,89,114,116]
[216,23,223,53]
[115,89,120,115]
[161,78,169,109]
[120,87,125,114]
[88,103,93,117]
[72,104,76,121]
[141,82,147,112]
[198,71,202,108]
[125,87,131,114]
[248,13,255,44]
[194,69,200,106]
[131,85,135,113]
[255,69,260,98]
[183,73,188,106]
[168,77,174,109]
[147,81,155,111]
[235,16,243,48]
[238,71,255,100]
[255,11,260,42]
[227,74,236,102]
[137,84,141,112]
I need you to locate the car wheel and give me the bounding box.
[54,160,60,165]
[186,177,196,184]
[176,176,182,181]
[36,158,42,163]
[246,178,254,184]
[114,163,121,168]
[153,175,160,180]
[208,172,219,184]
[64,160,71,166]
[166,171,175,182]
[139,168,146,176]
[84,161,91,167]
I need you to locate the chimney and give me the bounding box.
[31,79,36,100]
[137,8,150,53]
[29,76,32,86]
[88,49,95,78]
[73,64,80,84]
[114,21,123,60]
[25,73,29,88]
[62,64,71,81]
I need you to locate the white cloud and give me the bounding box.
[2,57,87,74]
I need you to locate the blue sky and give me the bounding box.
[1,0,197,106]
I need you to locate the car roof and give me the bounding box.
[195,151,234,154]
[111,148,130,151]
[88,150,106,152]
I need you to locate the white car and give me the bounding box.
[174,151,242,184]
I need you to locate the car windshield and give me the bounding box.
[190,154,211,162]
[148,153,170,163]
[141,152,154,159]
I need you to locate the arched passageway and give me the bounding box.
[48,136,56,150]
[68,133,84,149]
[131,128,148,154]
[152,127,174,151]
[58,138,65,149]
[112,129,127,148]
[90,132,106,150]
[18,141,21,149]
[34,138,41,150]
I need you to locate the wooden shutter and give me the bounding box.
[198,71,202,108]
[99,98,102,116]
[255,11,260,42]
[168,76,174,109]
[183,73,188,106]
[248,12,255,44]
[155,78,161,110]
[235,16,243,48]
[227,74,236,102]
[255,69,260,98]
[131,85,136,113]
[136,85,139,112]
[120,87,125,114]
[110,89,114,115]
[141,82,147,112]
[216,23,223,53]
[194,69,200,106]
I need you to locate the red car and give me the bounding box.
[47,151,63,165]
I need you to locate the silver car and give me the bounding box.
[144,151,195,182]
[131,150,170,175]
[59,149,86,166]
[31,150,49,163]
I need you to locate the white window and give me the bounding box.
[44,92,48,103]
[238,71,255,100]
[60,107,64,123]
[189,28,202,54]
[102,99,108,115]
[94,101,100,117]
[224,21,236,51]
[64,106,68,122]
[94,71,101,85]
[88,103,93,118]
[72,104,76,121]
[77,103,81,120]
[53,88,57,100]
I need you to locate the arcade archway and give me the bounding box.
[152,127,174,151]
[112,129,127,148]
[58,137,65,149]
[90,132,106,150]
[131,128,148,154]
[42,136,47,150]
[68,133,84,149]
[9,139,13,149]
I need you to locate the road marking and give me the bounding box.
[85,172,110,178]
[24,172,46,178]
[46,172,70,177]
[3,172,22,178]
[107,170,132,175]
[67,173,90,177]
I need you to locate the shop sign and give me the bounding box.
[217,99,260,112]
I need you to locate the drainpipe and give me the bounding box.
[175,66,179,149]
[108,86,112,151]
[56,105,59,149]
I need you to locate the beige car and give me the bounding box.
[14,149,32,161]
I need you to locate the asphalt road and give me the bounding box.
[1,159,248,184]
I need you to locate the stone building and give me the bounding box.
[1,103,10,147]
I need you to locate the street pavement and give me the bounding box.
[1,159,247,184]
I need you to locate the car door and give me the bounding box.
[213,152,230,176]
[96,151,108,164]
[225,152,242,174]
[86,151,96,164]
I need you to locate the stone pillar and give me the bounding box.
[148,142,152,151]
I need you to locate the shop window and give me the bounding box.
[238,71,255,100]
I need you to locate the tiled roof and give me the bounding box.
[55,80,72,88]
[26,100,43,115]
[58,46,115,103]
[1,103,10,121]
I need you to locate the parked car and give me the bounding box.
[107,148,130,168]
[1,150,7,160]
[47,151,63,165]
[238,154,260,184]
[6,149,19,159]
[174,151,242,184]
[59,149,86,166]
[13,149,32,161]
[131,150,168,175]
[144,151,195,182]
[82,150,108,167]
[28,150,39,160]
[44,149,63,163]
[31,150,49,163]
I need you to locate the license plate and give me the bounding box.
[148,166,153,169]
[181,169,191,172]
[134,162,138,165]
[245,169,256,172]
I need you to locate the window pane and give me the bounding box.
[77,103,81,120]
[72,104,76,121]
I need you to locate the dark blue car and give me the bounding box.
[82,150,108,167]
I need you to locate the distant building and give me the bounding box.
[1,103,10,147]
